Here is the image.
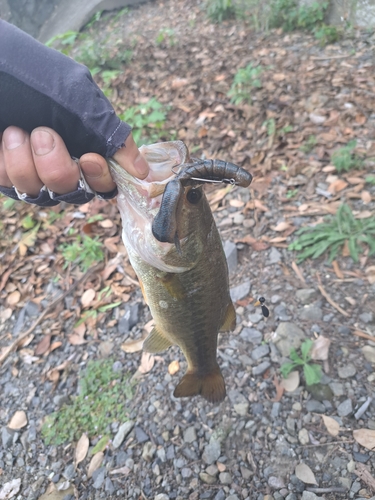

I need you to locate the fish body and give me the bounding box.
[108,141,251,403]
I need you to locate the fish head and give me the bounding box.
[108,141,210,272]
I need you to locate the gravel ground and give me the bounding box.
[1,1,375,499]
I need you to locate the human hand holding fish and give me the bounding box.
[108,141,252,403]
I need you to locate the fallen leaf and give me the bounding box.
[295,463,318,485]
[75,433,89,467]
[280,371,300,392]
[0,478,21,500]
[272,221,290,232]
[6,290,21,306]
[356,210,373,219]
[332,260,344,279]
[309,113,325,124]
[38,484,74,500]
[91,435,110,454]
[229,199,245,208]
[87,452,104,478]
[99,219,114,228]
[365,265,375,284]
[138,352,155,374]
[8,410,27,430]
[322,415,340,437]
[121,335,146,353]
[81,288,96,308]
[272,376,285,402]
[311,336,331,361]
[361,190,372,204]
[168,360,180,375]
[353,429,375,450]
[109,466,131,476]
[68,323,87,345]
[34,335,51,356]
[327,179,348,194]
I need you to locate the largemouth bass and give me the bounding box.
[108,141,252,403]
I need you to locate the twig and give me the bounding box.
[316,274,350,317]
[298,440,354,448]
[291,261,307,286]
[306,487,348,493]
[0,263,103,366]
[353,329,375,342]
[311,55,352,60]
[354,397,373,420]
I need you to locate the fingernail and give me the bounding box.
[31,130,54,155]
[3,128,26,150]
[80,161,103,179]
[134,153,149,176]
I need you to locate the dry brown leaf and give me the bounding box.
[168,360,180,375]
[49,341,62,353]
[365,265,375,284]
[138,352,155,374]
[68,327,87,346]
[356,210,373,219]
[81,288,96,308]
[6,290,21,306]
[272,376,285,402]
[8,410,27,430]
[272,221,290,232]
[327,179,348,194]
[280,371,300,393]
[295,463,318,485]
[322,415,340,437]
[87,452,104,478]
[109,465,131,476]
[311,336,331,361]
[75,434,89,466]
[34,335,51,356]
[353,429,375,450]
[361,190,372,204]
[229,199,245,208]
[99,219,114,228]
[121,336,146,353]
[332,260,344,279]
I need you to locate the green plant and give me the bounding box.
[60,235,104,271]
[365,175,375,185]
[2,197,16,210]
[155,28,176,46]
[263,118,276,137]
[289,203,375,263]
[300,135,317,153]
[298,1,328,30]
[41,359,133,445]
[21,214,37,230]
[331,140,363,172]
[269,0,299,31]
[45,31,79,54]
[75,36,132,70]
[75,286,121,326]
[228,63,262,105]
[205,0,236,22]
[286,189,298,199]
[280,339,322,385]
[314,24,342,45]
[119,98,169,145]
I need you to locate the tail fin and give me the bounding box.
[173,367,226,403]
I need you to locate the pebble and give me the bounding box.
[300,305,323,322]
[272,322,305,357]
[1,427,14,448]
[230,280,251,302]
[224,240,238,275]
[296,288,317,304]
[271,294,281,304]
[234,403,249,416]
[274,304,291,321]
[142,442,156,461]
[105,477,115,495]
[268,476,286,489]
[252,361,271,376]
[298,428,309,445]
[353,451,370,463]
[213,491,226,500]
[269,247,282,264]
[226,496,239,500]
[202,440,221,465]
[113,420,135,448]
[135,426,149,443]
[118,303,139,333]
[248,312,263,324]
[199,472,216,484]
[251,344,270,360]
[62,464,75,481]
[240,327,262,344]
[206,465,218,476]
[243,218,255,228]
[362,346,375,363]
[301,493,319,500]
[183,426,197,444]
[329,382,345,397]
[233,213,244,225]
[337,398,353,417]
[359,312,373,323]
[305,400,325,413]
[338,476,352,489]
[219,472,232,484]
[240,466,252,479]
[338,364,356,379]
[155,495,169,500]
[92,467,106,489]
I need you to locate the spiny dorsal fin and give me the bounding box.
[220,301,236,332]
[143,326,172,353]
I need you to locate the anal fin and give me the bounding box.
[220,300,236,332]
[143,326,172,353]
[173,366,226,404]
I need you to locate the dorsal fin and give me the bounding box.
[143,326,172,353]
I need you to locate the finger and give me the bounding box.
[79,153,116,193]
[0,133,13,187]
[31,127,80,194]
[113,134,149,180]
[2,127,43,196]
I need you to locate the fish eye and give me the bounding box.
[186,188,202,204]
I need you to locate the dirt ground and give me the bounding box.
[1,1,375,499]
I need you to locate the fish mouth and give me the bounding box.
[108,141,190,272]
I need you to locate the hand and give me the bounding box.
[0,126,149,197]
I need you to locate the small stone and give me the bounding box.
[224,240,237,275]
[240,466,252,479]
[155,495,169,500]
[206,465,218,476]
[359,312,373,323]
[105,477,115,495]
[305,400,325,413]
[113,421,134,448]
[213,490,226,500]
[240,327,262,344]
[219,472,231,484]
[225,496,239,500]
[337,398,353,417]
[338,364,356,379]
[134,426,149,443]
[362,346,375,363]
[202,440,221,465]
[118,303,139,333]
[338,477,352,489]
[230,280,251,302]
[351,480,361,493]
[183,426,197,444]
[271,402,281,417]
[300,306,323,322]
[273,322,305,357]
[1,427,14,448]
[271,294,281,304]
[301,493,319,500]
[252,361,271,376]
[298,428,309,445]
[243,219,255,228]
[329,382,345,397]
[251,344,270,360]
[296,288,317,304]
[92,467,106,489]
[62,464,75,480]
[292,402,302,411]
[248,312,263,323]
[269,247,282,264]
[142,442,156,461]
[181,467,192,478]
[353,451,370,463]
[234,403,249,416]
[233,213,244,225]
[268,476,286,489]
[199,472,216,485]
[274,304,292,321]
[347,460,356,472]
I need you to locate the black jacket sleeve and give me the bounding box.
[0,20,131,159]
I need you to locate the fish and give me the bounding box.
[108,141,252,403]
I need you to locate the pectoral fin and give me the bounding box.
[220,301,236,332]
[174,365,226,403]
[143,326,172,353]
[157,272,186,300]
